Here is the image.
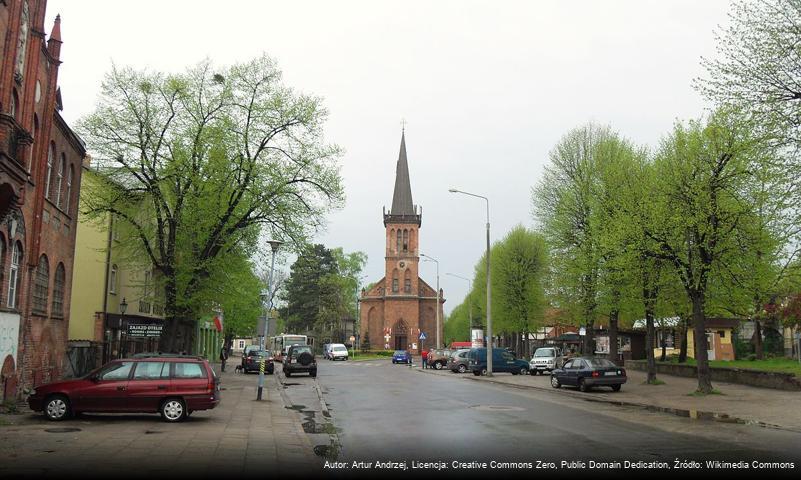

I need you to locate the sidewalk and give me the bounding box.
[418,365,801,432]
[0,360,320,477]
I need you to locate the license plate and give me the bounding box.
[604,371,617,376]
[290,359,296,364]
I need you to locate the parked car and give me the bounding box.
[283,344,317,378]
[550,357,626,392]
[329,344,349,361]
[529,346,563,375]
[447,349,472,373]
[468,347,530,376]
[27,355,220,422]
[392,350,411,364]
[242,348,274,374]
[427,349,453,370]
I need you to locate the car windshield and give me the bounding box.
[588,358,616,368]
[534,349,555,357]
[394,350,405,355]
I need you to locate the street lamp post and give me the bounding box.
[420,254,440,349]
[257,240,282,401]
[449,188,493,376]
[446,273,472,341]
[119,297,128,358]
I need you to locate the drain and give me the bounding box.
[282,383,301,386]
[44,427,82,433]
[285,405,306,411]
[470,405,525,412]
[144,430,163,434]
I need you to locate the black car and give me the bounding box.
[282,344,317,378]
[242,347,274,374]
[550,357,626,392]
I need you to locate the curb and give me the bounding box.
[415,367,801,434]
[273,366,321,460]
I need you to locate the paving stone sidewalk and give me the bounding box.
[418,363,801,432]
[0,360,320,478]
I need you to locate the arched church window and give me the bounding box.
[403,229,408,252]
[404,269,411,294]
[409,229,415,253]
[390,229,395,252]
[392,278,399,293]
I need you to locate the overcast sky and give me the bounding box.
[47,0,731,315]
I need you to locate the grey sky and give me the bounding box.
[47,0,731,315]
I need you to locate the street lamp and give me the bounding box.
[420,253,440,349]
[119,297,128,358]
[446,273,472,341]
[257,239,283,401]
[449,188,493,377]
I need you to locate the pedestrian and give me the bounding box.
[219,343,228,372]
[421,349,428,369]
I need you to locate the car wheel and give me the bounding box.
[160,398,186,423]
[392,360,396,364]
[481,368,488,376]
[458,364,466,373]
[519,367,529,376]
[44,394,71,421]
[578,378,589,393]
[473,370,481,376]
[434,362,443,370]
[612,384,621,392]
[550,375,561,388]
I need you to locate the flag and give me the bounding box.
[213,314,223,332]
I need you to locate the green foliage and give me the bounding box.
[77,55,344,351]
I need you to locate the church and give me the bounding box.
[359,131,444,354]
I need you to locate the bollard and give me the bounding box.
[257,358,266,400]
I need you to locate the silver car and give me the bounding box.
[529,347,563,375]
[447,349,472,373]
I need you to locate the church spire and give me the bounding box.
[384,130,421,226]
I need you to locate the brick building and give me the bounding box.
[0,0,85,401]
[359,132,444,354]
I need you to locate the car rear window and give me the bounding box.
[588,358,616,368]
[334,346,347,351]
[173,362,206,379]
[133,362,169,380]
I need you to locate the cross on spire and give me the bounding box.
[400,118,407,133]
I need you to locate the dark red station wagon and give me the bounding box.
[27,355,220,422]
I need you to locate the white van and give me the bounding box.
[329,343,349,361]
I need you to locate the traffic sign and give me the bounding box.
[419,332,427,340]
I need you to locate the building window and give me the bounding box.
[52,263,65,317]
[238,340,245,349]
[0,238,5,306]
[404,279,411,294]
[110,264,118,294]
[392,278,399,293]
[32,255,49,314]
[403,229,408,252]
[7,242,22,309]
[718,330,725,339]
[139,270,152,314]
[11,89,18,119]
[45,143,54,199]
[65,165,73,212]
[55,154,65,208]
[396,230,401,254]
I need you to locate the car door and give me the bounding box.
[568,359,585,386]
[76,361,135,412]
[171,361,209,402]
[500,351,516,372]
[126,361,170,412]
[555,359,572,384]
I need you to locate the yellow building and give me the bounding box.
[68,168,167,374]
[636,317,739,361]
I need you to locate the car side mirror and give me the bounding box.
[90,374,100,382]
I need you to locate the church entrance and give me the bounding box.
[392,319,409,351]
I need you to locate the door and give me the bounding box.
[706,333,715,361]
[75,361,135,412]
[126,361,170,412]
[566,359,583,386]
[394,335,408,351]
[499,351,516,373]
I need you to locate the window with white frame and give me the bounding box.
[110,264,118,294]
[45,143,54,199]
[7,242,21,309]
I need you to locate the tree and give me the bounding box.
[78,55,344,352]
[533,123,615,354]
[644,110,769,393]
[696,0,801,145]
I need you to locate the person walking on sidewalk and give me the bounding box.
[219,343,229,372]
[421,349,428,369]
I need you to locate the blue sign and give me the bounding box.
[419,332,427,340]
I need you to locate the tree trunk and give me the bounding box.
[678,317,689,363]
[645,309,657,384]
[754,319,763,360]
[660,332,667,362]
[159,275,180,353]
[609,310,619,366]
[691,292,713,394]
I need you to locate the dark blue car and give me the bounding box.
[392,350,411,364]
[550,357,626,392]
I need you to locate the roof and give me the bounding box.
[384,131,421,225]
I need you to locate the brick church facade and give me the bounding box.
[359,132,444,354]
[0,0,85,401]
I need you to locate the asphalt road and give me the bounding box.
[316,359,801,476]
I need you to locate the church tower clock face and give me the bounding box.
[398,261,406,269]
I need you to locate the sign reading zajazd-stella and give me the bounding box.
[127,323,163,337]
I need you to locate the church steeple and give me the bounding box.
[384,130,421,226]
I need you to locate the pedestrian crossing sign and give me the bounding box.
[419,332,427,340]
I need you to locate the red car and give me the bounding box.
[27,355,220,422]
